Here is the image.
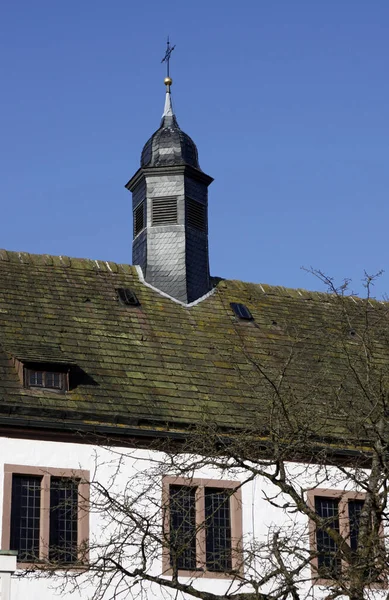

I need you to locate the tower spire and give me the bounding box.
[126,42,214,303]
[161,37,175,120]
[162,86,174,118]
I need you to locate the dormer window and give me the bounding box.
[7,346,77,392]
[26,369,67,391]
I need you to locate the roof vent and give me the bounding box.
[116,288,140,307]
[187,198,206,232]
[134,202,145,237]
[230,303,253,320]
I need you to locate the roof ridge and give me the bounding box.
[0,248,386,305]
[0,248,135,274]
[219,277,386,304]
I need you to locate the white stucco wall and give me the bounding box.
[0,435,385,600]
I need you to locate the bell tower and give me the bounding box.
[126,72,213,304]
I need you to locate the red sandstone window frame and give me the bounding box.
[307,488,386,588]
[1,464,90,568]
[162,476,243,579]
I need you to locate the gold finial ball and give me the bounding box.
[164,76,173,87]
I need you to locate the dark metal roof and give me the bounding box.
[140,104,200,170]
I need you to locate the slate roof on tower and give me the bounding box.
[141,88,200,169]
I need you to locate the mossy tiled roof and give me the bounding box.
[0,249,388,442]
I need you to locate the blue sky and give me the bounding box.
[0,1,388,297]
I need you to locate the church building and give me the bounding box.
[0,71,387,600]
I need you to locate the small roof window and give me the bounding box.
[230,302,253,320]
[116,288,140,307]
[25,368,68,392]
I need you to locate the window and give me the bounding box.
[205,487,233,572]
[10,475,41,563]
[307,489,384,585]
[314,495,341,578]
[230,303,253,321]
[133,202,145,237]
[116,287,140,307]
[348,499,365,552]
[169,485,196,571]
[25,368,67,391]
[152,197,178,226]
[2,465,89,566]
[162,477,242,578]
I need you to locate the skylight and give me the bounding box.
[116,288,140,307]
[230,303,253,320]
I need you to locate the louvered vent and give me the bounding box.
[187,198,206,232]
[134,202,145,237]
[152,197,178,226]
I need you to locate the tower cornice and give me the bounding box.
[125,164,214,192]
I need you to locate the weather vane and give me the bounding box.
[161,37,175,84]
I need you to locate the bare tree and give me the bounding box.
[36,272,389,600]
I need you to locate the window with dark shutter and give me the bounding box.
[133,202,145,237]
[187,198,206,232]
[152,197,178,225]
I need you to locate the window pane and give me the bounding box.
[349,499,364,552]
[29,370,43,387]
[45,372,62,389]
[169,485,196,571]
[10,475,42,562]
[315,496,341,577]
[49,477,79,563]
[205,488,232,572]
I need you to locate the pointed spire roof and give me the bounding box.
[160,79,179,129]
[162,85,173,118]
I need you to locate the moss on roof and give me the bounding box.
[0,249,388,442]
